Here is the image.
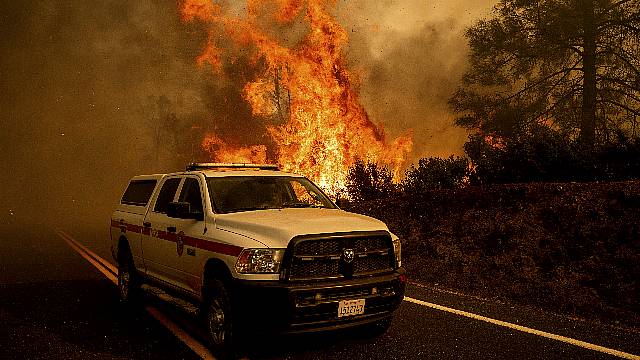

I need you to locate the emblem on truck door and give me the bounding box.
[342,248,355,264]
[176,231,185,257]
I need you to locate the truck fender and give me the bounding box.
[201,258,233,300]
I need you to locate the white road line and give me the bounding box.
[55,229,217,360]
[404,296,639,360]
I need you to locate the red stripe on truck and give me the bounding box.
[126,224,142,233]
[110,221,243,257]
[110,220,142,233]
[193,237,243,257]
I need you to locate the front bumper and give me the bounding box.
[229,269,406,333]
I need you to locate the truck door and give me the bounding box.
[142,176,182,285]
[169,176,207,294]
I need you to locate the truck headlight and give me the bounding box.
[392,238,402,268]
[235,249,285,274]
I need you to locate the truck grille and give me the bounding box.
[287,234,394,281]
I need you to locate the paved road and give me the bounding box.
[2,216,639,359]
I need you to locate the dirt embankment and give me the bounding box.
[345,181,640,328]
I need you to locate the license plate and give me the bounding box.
[337,299,365,318]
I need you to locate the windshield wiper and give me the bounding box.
[228,205,278,213]
[282,202,322,208]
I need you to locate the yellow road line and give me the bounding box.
[145,305,217,360]
[55,229,217,360]
[56,230,117,284]
[404,296,640,360]
[56,229,117,274]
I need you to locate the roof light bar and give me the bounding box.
[186,163,280,171]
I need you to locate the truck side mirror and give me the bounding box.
[167,202,203,220]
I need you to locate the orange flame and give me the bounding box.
[180,0,413,191]
[202,133,268,164]
[484,134,506,150]
[196,40,223,73]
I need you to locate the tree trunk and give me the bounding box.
[580,0,597,149]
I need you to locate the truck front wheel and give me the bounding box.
[204,279,234,355]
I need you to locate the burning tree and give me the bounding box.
[450,0,640,150]
[179,0,413,192]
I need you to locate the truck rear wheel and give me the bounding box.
[117,248,140,304]
[204,279,235,356]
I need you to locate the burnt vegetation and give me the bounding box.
[344,0,640,327]
[344,163,640,327]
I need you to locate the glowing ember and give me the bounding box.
[180,0,413,191]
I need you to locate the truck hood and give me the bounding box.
[214,208,389,248]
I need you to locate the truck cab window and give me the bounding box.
[153,178,181,213]
[178,178,204,214]
[121,180,156,206]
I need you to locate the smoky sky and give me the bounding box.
[336,0,495,158]
[0,0,495,222]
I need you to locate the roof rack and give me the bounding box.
[186,163,280,171]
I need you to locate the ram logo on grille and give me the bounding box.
[342,248,355,264]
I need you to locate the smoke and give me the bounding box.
[336,0,495,161]
[0,0,495,225]
[0,0,257,223]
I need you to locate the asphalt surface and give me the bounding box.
[2,215,639,359]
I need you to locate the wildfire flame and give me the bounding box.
[202,133,268,164]
[483,134,506,150]
[180,0,413,191]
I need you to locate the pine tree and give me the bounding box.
[450,0,640,149]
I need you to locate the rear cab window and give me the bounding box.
[121,180,157,206]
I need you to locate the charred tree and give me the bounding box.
[272,65,291,124]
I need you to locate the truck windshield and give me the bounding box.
[206,176,337,214]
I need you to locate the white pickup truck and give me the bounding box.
[110,163,406,352]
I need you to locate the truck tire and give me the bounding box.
[203,279,235,356]
[117,248,140,304]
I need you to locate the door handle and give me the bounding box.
[167,226,177,233]
[143,221,151,228]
